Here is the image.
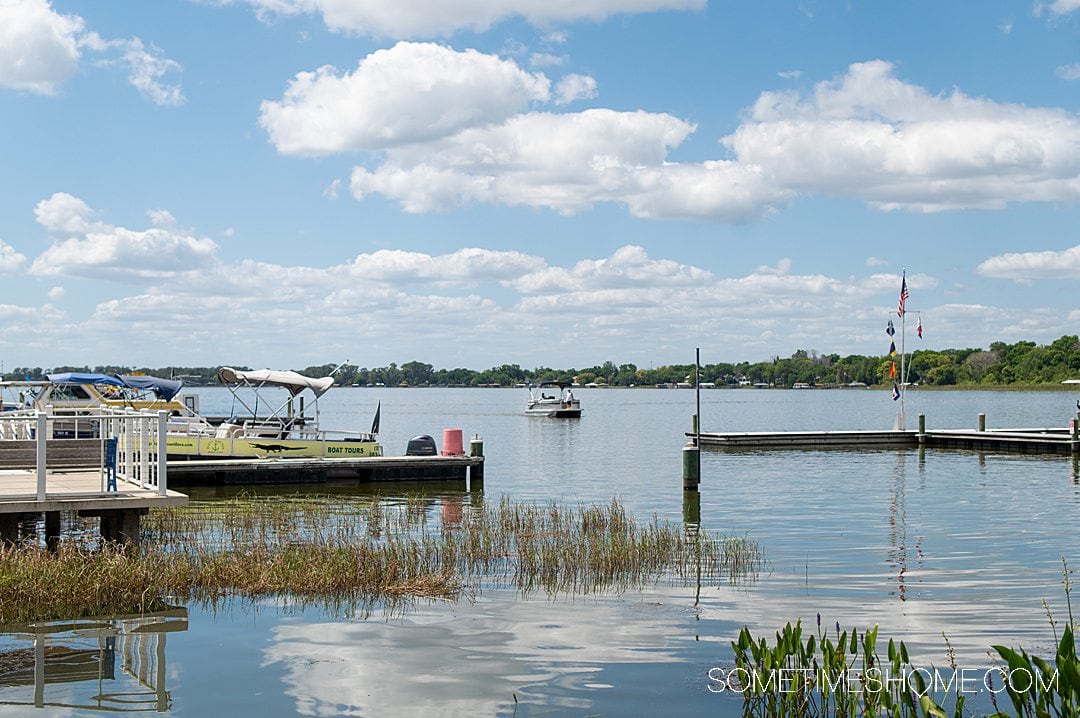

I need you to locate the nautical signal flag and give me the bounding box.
[888,361,897,379]
[889,340,897,356]
[898,272,909,317]
[886,319,895,337]
[917,316,923,339]
[892,383,901,401]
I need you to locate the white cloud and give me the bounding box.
[268,49,1080,222]
[12,206,1065,368]
[1057,63,1080,81]
[724,59,1080,212]
[530,53,565,68]
[554,73,598,105]
[865,256,888,267]
[348,247,546,287]
[33,192,98,234]
[0,0,182,104]
[346,109,783,218]
[975,244,1080,279]
[68,245,936,367]
[0,240,28,273]
[777,69,802,80]
[213,0,705,39]
[510,245,711,293]
[47,285,65,301]
[1047,0,1080,14]
[0,0,82,95]
[754,258,792,276]
[260,42,550,156]
[28,193,218,280]
[114,36,184,106]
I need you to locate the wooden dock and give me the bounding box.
[166,454,485,485]
[691,423,1080,455]
[0,437,486,485]
[0,410,184,546]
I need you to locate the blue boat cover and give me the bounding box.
[44,372,183,401]
[118,375,183,401]
[47,372,125,387]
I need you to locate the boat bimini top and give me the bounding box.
[217,368,335,397]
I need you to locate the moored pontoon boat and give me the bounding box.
[165,367,382,459]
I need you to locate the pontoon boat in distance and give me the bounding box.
[165,367,382,459]
[525,381,582,418]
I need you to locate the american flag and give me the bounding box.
[897,273,909,317]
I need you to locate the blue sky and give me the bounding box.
[2,0,1080,371]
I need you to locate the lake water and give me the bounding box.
[3,387,1079,716]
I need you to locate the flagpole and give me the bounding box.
[899,300,906,429]
[899,269,907,430]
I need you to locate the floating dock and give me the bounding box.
[1,438,486,485]
[166,454,484,485]
[691,421,1080,455]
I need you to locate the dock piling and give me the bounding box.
[0,513,18,545]
[918,414,926,445]
[469,434,484,488]
[44,511,60,551]
[1072,418,1079,455]
[978,413,986,432]
[682,444,700,488]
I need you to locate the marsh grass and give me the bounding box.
[1,494,761,623]
[729,558,1080,718]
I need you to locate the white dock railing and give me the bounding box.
[99,407,169,497]
[0,406,168,499]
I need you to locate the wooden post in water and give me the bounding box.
[1071,418,1079,455]
[684,348,701,488]
[978,413,986,432]
[0,514,18,545]
[44,511,60,551]
[469,434,484,488]
[918,414,926,445]
[682,444,700,488]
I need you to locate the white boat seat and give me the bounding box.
[215,422,243,438]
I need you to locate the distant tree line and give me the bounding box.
[4,335,1079,389]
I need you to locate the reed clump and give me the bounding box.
[728,558,1080,718]
[2,495,761,623]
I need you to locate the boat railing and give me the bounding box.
[0,408,37,440]
[166,415,215,437]
[316,428,379,443]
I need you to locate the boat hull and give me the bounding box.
[525,403,582,418]
[164,435,382,459]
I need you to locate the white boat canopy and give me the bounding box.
[217,367,335,397]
